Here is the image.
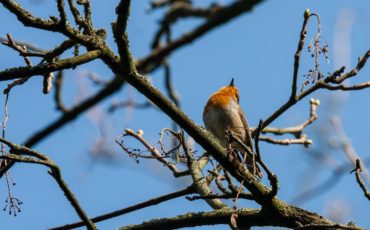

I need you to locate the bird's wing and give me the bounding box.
[238,106,254,149]
[239,106,263,178]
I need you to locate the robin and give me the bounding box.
[203,79,262,178]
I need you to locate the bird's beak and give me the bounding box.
[229,78,234,87]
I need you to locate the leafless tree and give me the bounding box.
[0,1,369,229]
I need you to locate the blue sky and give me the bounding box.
[1,0,370,229]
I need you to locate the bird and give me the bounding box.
[203,78,262,178]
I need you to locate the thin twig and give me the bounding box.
[163,60,180,107]
[259,136,312,146]
[179,130,227,209]
[255,98,319,141]
[186,192,253,201]
[319,81,370,91]
[49,185,195,230]
[117,128,189,178]
[289,157,370,205]
[67,0,91,32]
[54,71,68,112]
[77,0,93,26]
[0,50,101,81]
[2,33,43,59]
[291,9,311,100]
[0,138,96,230]
[254,49,368,138]
[113,0,133,72]
[0,36,46,53]
[0,0,266,176]
[3,34,33,94]
[255,120,278,198]
[108,100,153,113]
[56,0,68,26]
[330,50,370,84]
[351,159,370,202]
[138,0,265,73]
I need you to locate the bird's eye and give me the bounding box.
[235,93,239,103]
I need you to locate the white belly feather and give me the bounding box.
[203,100,246,147]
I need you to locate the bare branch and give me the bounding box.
[330,50,370,84]
[319,81,370,91]
[0,36,46,53]
[207,167,228,194]
[108,100,153,113]
[113,0,134,73]
[118,208,261,230]
[43,39,76,61]
[251,98,318,147]
[50,186,195,230]
[54,71,69,112]
[186,192,254,201]
[118,206,353,230]
[151,1,217,49]
[117,128,189,178]
[2,37,76,60]
[0,154,54,168]
[255,120,278,198]
[0,50,101,81]
[67,0,91,32]
[259,135,312,146]
[0,138,96,230]
[5,0,266,155]
[0,1,368,229]
[254,47,368,137]
[77,0,92,25]
[56,0,68,26]
[291,9,311,100]
[351,159,370,202]
[0,0,60,31]
[289,158,370,205]
[180,131,227,209]
[138,0,265,73]
[163,60,180,107]
[2,33,43,59]
[0,0,99,50]
[43,72,54,94]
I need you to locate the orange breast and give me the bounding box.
[204,93,231,113]
[204,86,238,113]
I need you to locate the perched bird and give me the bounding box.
[203,79,262,178]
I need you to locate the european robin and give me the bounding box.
[203,79,262,178]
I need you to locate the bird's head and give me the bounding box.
[215,78,240,103]
[204,79,240,113]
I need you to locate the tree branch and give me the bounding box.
[291,9,311,100]
[113,0,134,72]
[118,206,360,230]
[0,0,60,31]
[137,0,265,73]
[117,128,189,178]
[50,185,195,230]
[352,159,370,202]
[0,50,101,81]
[180,131,227,209]
[0,138,96,230]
